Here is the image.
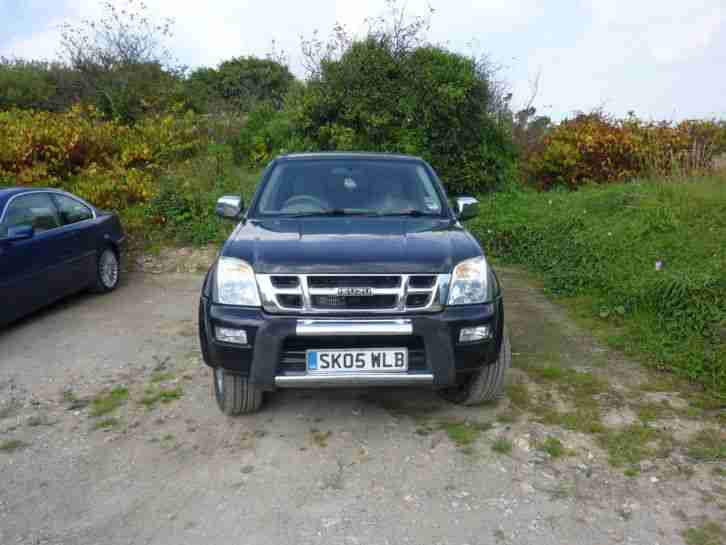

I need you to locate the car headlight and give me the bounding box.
[215,257,261,306]
[448,256,490,305]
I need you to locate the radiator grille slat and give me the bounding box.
[259,274,447,314]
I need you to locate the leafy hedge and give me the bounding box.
[0,105,204,209]
[144,148,260,245]
[473,177,726,396]
[526,113,726,189]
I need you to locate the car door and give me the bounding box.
[51,193,98,289]
[0,193,68,323]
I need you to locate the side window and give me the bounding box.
[52,194,93,225]
[0,193,61,236]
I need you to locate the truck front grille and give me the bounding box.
[257,273,450,314]
[307,276,400,289]
[312,294,397,309]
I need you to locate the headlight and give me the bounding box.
[448,256,490,305]
[215,257,261,306]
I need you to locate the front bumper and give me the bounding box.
[199,299,504,390]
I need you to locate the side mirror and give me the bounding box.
[455,197,480,221]
[215,195,244,220]
[2,224,34,242]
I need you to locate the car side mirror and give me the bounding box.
[455,197,480,221]
[2,224,35,242]
[215,196,244,220]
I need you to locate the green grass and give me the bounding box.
[439,420,489,446]
[496,409,522,424]
[140,386,183,408]
[150,371,175,384]
[310,429,332,448]
[89,386,129,417]
[527,367,609,399]
[474,176,726,397]
[92,417,122,430]
[0,439,28,452]
[506,381,532,410]
[492,438,513,454]
[597,424,661,467]
[682,520,725,545]
[538,406,605,434]
[122,148,262,250]
[539,436,567,458]
[686,430,726,461]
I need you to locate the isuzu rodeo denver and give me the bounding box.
[198,153,509,414]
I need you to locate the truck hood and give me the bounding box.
[222,217,483,274]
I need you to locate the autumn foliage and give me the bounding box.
[526,112,726,190]
[0,105,204,209]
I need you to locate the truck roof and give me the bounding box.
[276,152,424,162]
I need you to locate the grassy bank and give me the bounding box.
[120,147,261,251]
[472,176,726,397]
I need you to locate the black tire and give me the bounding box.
[213,368,263,415]
[91,246,120,293]
[439,328,511,405]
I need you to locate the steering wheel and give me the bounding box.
[281,195,329,213]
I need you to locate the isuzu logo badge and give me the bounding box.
[338,287,373,297]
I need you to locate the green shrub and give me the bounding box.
[231,106,302,167]
[473,176,726,396]
[145,149,261,245]
[0,58,86,112]
[233,39,516,194]
[185,57,295,114]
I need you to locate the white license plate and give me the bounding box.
[306,348,408,374]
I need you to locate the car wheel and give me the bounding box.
[91,247,120,293]
[439,327,511,405]
[213,367,263,415]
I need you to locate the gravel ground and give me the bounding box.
[0,267,724,545]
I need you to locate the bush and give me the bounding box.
[0,58,187,121]
[231,106,301,167]
[145,149,260,245]
[89,62,188,123]
[185,57,296,115]
[292,39,516,194]
[233,38,516,194]
[0,105,205,209]
[0,58,86,112]
[472,177,726,396]
[527,112,726,189]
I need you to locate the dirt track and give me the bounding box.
[1,268,724,545]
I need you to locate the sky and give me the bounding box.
[1,0,724,121]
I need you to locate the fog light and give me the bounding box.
[459,325,491,343]
[215,326,248,345]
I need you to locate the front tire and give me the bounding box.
[439,328,511,405]
[91,247,120,293]
[213,368,263,415]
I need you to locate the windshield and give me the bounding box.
[253,160,445,217]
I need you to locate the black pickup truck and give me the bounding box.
[198,152,509,414]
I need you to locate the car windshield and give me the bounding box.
[254,160,445,217]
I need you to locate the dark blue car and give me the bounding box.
[0,187,124,327]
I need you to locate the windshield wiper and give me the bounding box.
[284,208,377,218]
[376,209,441,217]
